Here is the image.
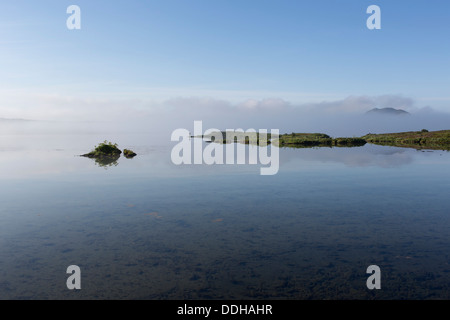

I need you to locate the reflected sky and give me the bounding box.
[1,123,449,299]
[280,144,419,169]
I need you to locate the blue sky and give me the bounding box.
[1,0,450,122]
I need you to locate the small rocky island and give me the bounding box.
[81,141,136,168]
[123,149,137,158]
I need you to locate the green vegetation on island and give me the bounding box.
[278,130,450,150]
[81,141,137,168]
[362,130,450,151]
[277,133,366,148]
[198,129,450,150]
[82,140,122,158]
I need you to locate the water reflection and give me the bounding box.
[90,154,120,169]
[1,130,450,299]
[280,144,419,169]
[0,138,444,179]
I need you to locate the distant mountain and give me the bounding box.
[366,108,410,116]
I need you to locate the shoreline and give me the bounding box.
[198,129,450,151]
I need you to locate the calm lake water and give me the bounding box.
[0,123,449,299]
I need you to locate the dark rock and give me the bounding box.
[123,149,137,158]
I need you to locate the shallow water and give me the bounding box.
[0,124,449,299]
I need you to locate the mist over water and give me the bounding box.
[3,93,449,140]
[149,106,450,138]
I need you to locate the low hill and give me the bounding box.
[366,108,410,116]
